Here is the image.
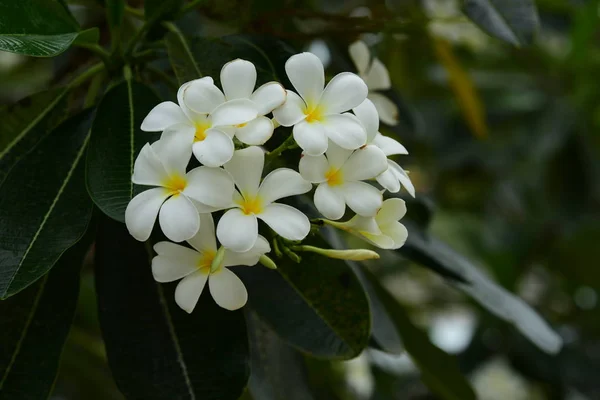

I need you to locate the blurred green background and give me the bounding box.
[2,0,599,399]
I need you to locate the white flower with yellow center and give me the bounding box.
[213,146,313,252]
[349,40,399,126]
[335,198,408,249]
[353,99,415,196]
[141,78,259,167]
[152,213,270,313]
[273,52,368,156]
[125,130,236,242]
[299,141,387,220]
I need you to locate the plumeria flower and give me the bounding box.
[299,141,387,220]
[334,198,408,249]
[216,146,313,252]
[353,99,415,196]
[210,59,286,145]
[273,52,368,156]
[152,213,270,313]
[141,78,258,167]
[125,130,236,242]
[349,40,399,126]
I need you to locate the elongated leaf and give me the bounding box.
[0,110,94,299]
[0,88,70,184]
[234,241,370,360]
[105,0,125,31]
[463,0,539,46]
[0,0,81,57]
[144,0,184,22]
[362,269,476,400]
[0,227,91,400]
[246,311,315,400]
[95,217,250,400]
[86,80,160,222]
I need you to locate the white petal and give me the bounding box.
[389,161,415,197]
[192,128,234,167]
[154,125,195,175]
[322,114,366,150]
[125,188,170,241]
[184,167,235,208]
[293,120,328,156]
[186,213,217,253]
[217,208,259,252]
[314,183,345,220]
[258,168,312,204]
[346,215,381,235]
[353,98,380,143]
[210,98,259,127]
[258,203,310,241]
[364,58,391,91]
[319,72,368,114]
[224,146,264,197]
[221,59,257,100]
[158,195,200,242]
[182,80,226,114]
[235,116,273,145]
[272,91,306,127]
[152,244,200,282]
[325,141,353,170]
[298,153,328,183]
[341,145,388,181]
[250,82,286,115]
[223,235,271,267]
[342,181,382,217]
[175,271,209,313]
[376,168,401,193]
[132,143,169,186]
[377,198,407,224]
[177,77,213,108]
[360,231,396,250]
[348,40,370,76]
[209,268,248,310]
[285,52,324,105]
[141,101,189,132]
[367,93,398,126]
[382,222,408,249]
[372,133,407,156]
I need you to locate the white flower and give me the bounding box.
[152,213,270,313]
[273,52,368,156]
[348,40,399,126]
[213,59,286,145]
[335,198,408,250]
[141,77,259,167]
[353,99,415,196]
[214,146,313,252]
[299,141,387,220]
[125,130,236,242]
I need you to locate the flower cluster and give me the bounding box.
[125,51,414,313]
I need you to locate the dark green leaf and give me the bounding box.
[246,311,316,400]
[361,268,476,400]
[462,0,539,46]
[0,227,91,399]
[95,217,250,400]
[0,110,94,298]
[86,80,160,222]
[144,0,184,22]
[0,0,81,57]
[72,27,101,45]
[0,87,70,184]
[235,241,370,360]
[104,0,125,32]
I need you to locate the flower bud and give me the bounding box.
[295,245,379,261]
[210,246,226,273]
[259,254,278,270]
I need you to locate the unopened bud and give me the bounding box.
[210,246,226,273]
[295,245,379,261]
[259,254,277,270]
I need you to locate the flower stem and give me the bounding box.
[266,133,297,162]
[68,62,105,89]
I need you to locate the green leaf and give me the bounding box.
[235,240,371,360]
[0,0,81,57]
[462,0,539,46]
[144,0,184,22]
[0,110,94,298]
[0,87,70,184]
[72,27,100,45]
[95,217,250,400]
[361,268,476,400]
[0,227,91,399]
[104,0,125,31]
[246,311,316,400]
[86,80,160,222]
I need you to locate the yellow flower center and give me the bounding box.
[305,103,325,123]
[162,174,187,196]
[237,194,263,215]
[198,250,216,274]
[236,122,248,128]
[194,120,212,142]
[325,167,344,186]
